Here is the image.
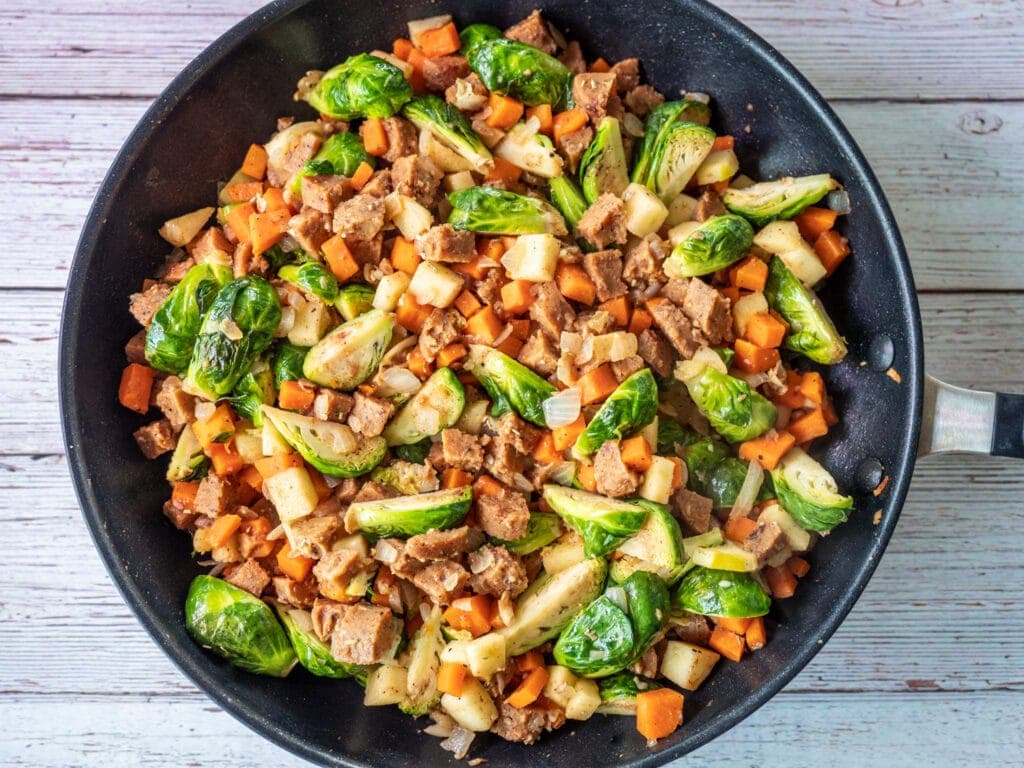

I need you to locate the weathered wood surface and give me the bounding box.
[1,0,1022,766]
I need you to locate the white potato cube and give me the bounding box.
[501,233,560,282]
[695,148,740,186]
[385,193,434,240]
[287,297,331,346]
[441,677,499,732]
[263,465,319,523]
[261,420,292,456]
[408,261,464,308]
[159,206,214,247]
[753,221,826,286]
[465,633,506,678]
[232,427,264,465]
[565,678,601,720]
[665,193,700,227]
[364,664,409,706]
[622,183,669,237]
[542,665,579,708]
[373,271,411,311]
[639,455,677,504]
[541,535,586,574]
[661,641,720,691]
[444,171,477,192]
[440,640,470,665]
[667,220,701,247]
[732,291,769,338]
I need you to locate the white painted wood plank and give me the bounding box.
[1,692,1020,767]
[0,1,1020,100]
[1,99,1020,290]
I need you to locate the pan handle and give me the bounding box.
[918,375,1024,458]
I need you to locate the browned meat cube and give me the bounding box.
[637,328,675,379]
[475,486,530,541]
[577,194,628,249]
[327,602,401,665]
[224,559,271,597]
[300,174,352,214]
[529,281,576,338]
[468,544,528,598]
[439,429,484,473]
[129,283,172,327]
[417,223,476,263]
[412,560,470,605]
[671,488,713,534]
[419,308,465,362]
[347,392,395,438]
[504,10,557,54]
[133,418,176,459]
[391,154,443,207]
[648,298,705,359]
[593,440,639,498]
[582,249,628,302]
[422,54,472,92]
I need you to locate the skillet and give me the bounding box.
[59,0,1024,765]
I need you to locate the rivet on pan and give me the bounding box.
[855,456,885,493]
[867,334,894,371]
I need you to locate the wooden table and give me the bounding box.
[1,1,1021,764]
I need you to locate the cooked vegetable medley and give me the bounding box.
[118,9,856,756]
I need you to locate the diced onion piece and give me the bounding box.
[560,332,583,355]
[622,112,645,138]
[373,271,411,311]
[548,461,578,487]
[449,78,488,112]
[730,460,764,518]
[622,183,669,237]
[580,331,638,365]
[408,14,452,41]
[693,345,728,374]
[380,366,422,394]
[695,148,740,186]
[732,291,769,337]
[159,207,215,247]
[543,387,582,428]
[439,727,475,760]
[408,261,464,307]
[500,233,560,282]
[827,189,852,215]
[684,91,711,104]
[385,193,434,240]
[604,586,628,613]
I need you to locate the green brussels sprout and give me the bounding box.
[346,486,473,540]
[184,575,296,676]
[184,276,282,401]
[448,186,567,236]
[573,369,658,455]
[227,361,276,426]
[394,437,432,464]
[299,53,412,120]
[620,570,671,653]
[402,94,493,173]
[466,37,572,108]
[272,342,309,388]
[615,500,687,585]
[382,367,466,446]
[277,261,339,304]
[465,345,556,427]
[370,460,439,495]
[723,174,838,227]
[553,595,636,678]
[596,672,662,715]
[770,447,853,532]
[631,100,713,188]
[145,263,232,374]
[335,284,376,321]
[499,557,608,656]
[459,23,503,57]
[548,174,589,237]
[714,347,736,368]
[679,435,732,491]
[765,256,848,364]
[543,485,649,558]
[491,512,563,555]
[681,364,777,444]
[704,457,775,510]
[632,113,716,204]
[260,405,386,477]
[400,605,444,715]
[261,243,301,272]
[302,309,394,390]
[672,567,771,619]
[287,131,374,198]
[656,419,701,455]
[166,424,209,482]
[664,214,754,278]
[579,117,629,204]
[275,604,371,682]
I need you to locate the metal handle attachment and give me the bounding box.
[918,375,1024,458]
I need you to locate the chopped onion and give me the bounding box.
[380,366,422,393]
[548,461,578,487]
[276,305,296,337]
[542,387,582,428]
[512,473,534,493]
[827,189,851,215]
[556,355,578,387]
[684,91,711,104]
[476,256,501,269]
[325,423,357,454]
[622,112,645,137]
[605,586,628,613]
[440,727,475,759]
[266,524,286,541]
[379,336,418,368]
[731,460,764,518]
[497,591,515,627]
[194,401,216,421]
[425,711,456,739]
[218,317,243,341]
[560,331,583,355]
[207,562,228,578]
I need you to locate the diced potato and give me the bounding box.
[695,148,740,186]
[661,640,720,691]
[232,427,264,465]
[454,399,489,435]
[622,183,669,237]
[759,502,811,552]
[690,542,759,572]
[665,193,700,227]
[385,193,434,240]
[639,455,677,504]
[640,415,659,451]
[582,331,638,364]
[565,678,601,720]
[365,664,409,706]
[465,633,506,678]
[440,640,470,665]
[441,677,499,732]
[287,296,332,346]
[407,14,452,40]
[408,261,464,308]
[541,535,586,574]
[501,233,560,282]
[542,665,578,708]
[753,221,826,287]
[373,271,411,311]
[444,171,477,192]
[263,465,319,523]
[667,220,702,246]
[261,421,291,456]
[332,532,370,557]
[159,206,215,247]
[732,291,769,337]
[730,174,756,190]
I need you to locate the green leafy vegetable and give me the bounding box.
[615,500,687,585]
[145,263,232,374]
[272,342,309,388]
[448,186,567,236]
[681,364,777,444]
[302,309,394,390]
[705,458,774,509]
[765,256,848,364]
[656,419,701,455]
[548,174,589,237]
[382,367,466,446]
[596,673,662,715]
[275,605,371,681]
[770,447,853,532]
[394,438,432,464]
[466,37,572,108]
[673,567,772,618]
[261,405,386,477]
[620,570,671,653]
[459,23,503,57]
[573,369,658,455]
[402,94,493,173]
[227,361,276,426]
[553,595,636,677]
[278,261,339,304]
[299,53,412,119]
[465,345,556,427]
[288,131,374,197]
[631,100,713,187]
[723,174,838,227]
[335,284,376,321]
[543,485,648,558]
[491,512,562,555]
[346,486,473,540]
[664,214,754,278]
[579,117,629,204]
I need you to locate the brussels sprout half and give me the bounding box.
[465,345,556,427]
[184,276,282,401]
[227,362,276,426]
[672,567,772,619]
[382,367,465,446]
[543,485,649,558]
[272,342,309,388]
[491,512,563,555]
[345,486,473,540]
[679,435,731,491]
[548,174,589,235]
[275,604,372,681]
[656,419,702,455]
[261,405,387,478]
[166,424,209,482]
[185,575,297,676]
[302,309,395,390]
[553,595,636,678]
[466,37,573,108]
[704,457,775,510]
[723,174,838,227]
[680,364,777,444]
[664,214,754,278]
[448,186,567,236]
[765,256,848,365]
[402,95,493,174]
[278,261,339,304]
[299,53,413,120]
[288,131,374,198]
[596,672,662,715]
[579,117,629,205]
[631,100,713,188]
[771,447,853,532]
[615,500,687,585]
[573,369,658,455]
[145,263,233,374]
[335,283,376,321]
[458,23,503,57]
[620,570,671,653]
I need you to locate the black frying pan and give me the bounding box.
[59,1,1024,765]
